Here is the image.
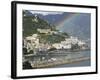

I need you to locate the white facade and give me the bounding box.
[38,43,51,51]
[25,34,40,51]
[52,43,71,49]
[24,33,86,51]
[32,14,38,22]
[62,44,72,49]
[26,34,38,41]
[52,43,62,49]
[37,28,51,34]
[65,37,78,44]
[78,40,86,46]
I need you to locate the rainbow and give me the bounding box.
[56,13,80,29]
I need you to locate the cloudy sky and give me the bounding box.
[29,10,64,16]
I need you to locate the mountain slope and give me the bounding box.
[23,11,56,37]
[23,10,69,44]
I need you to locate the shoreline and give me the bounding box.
[48,48,90,53]
[24,49,90,57]
[30,57,90,69]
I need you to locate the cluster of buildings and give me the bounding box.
[37,28,58,35]
[52,36,86,50]
[23,34,51,53]
[23,28,87,54]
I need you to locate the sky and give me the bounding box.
[29,10,64,16]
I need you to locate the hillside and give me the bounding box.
[27,11,90,40]
[23,11,56,37]
[23,10,69,44]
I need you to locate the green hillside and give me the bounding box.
[23,10,69,43]
[23,11,56,37]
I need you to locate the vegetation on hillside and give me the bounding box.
[23,10,69,44]
[23,11,56,37]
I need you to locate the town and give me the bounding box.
[23,28,88,53]
[23,28,90,69]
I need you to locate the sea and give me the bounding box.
[53,50,91,68]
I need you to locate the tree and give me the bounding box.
[23,61,33,69]
[71,43,80,50]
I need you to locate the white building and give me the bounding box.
[61,44,71,49]
[52,36,87,50]
[52,43,62,49]
[32,15,38,22]
[78,40,86,46]
[25,34,40,51]
[65,36,79,44]
[52,43,71,49]
[37,28,51,34]
[38,43,51,51]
